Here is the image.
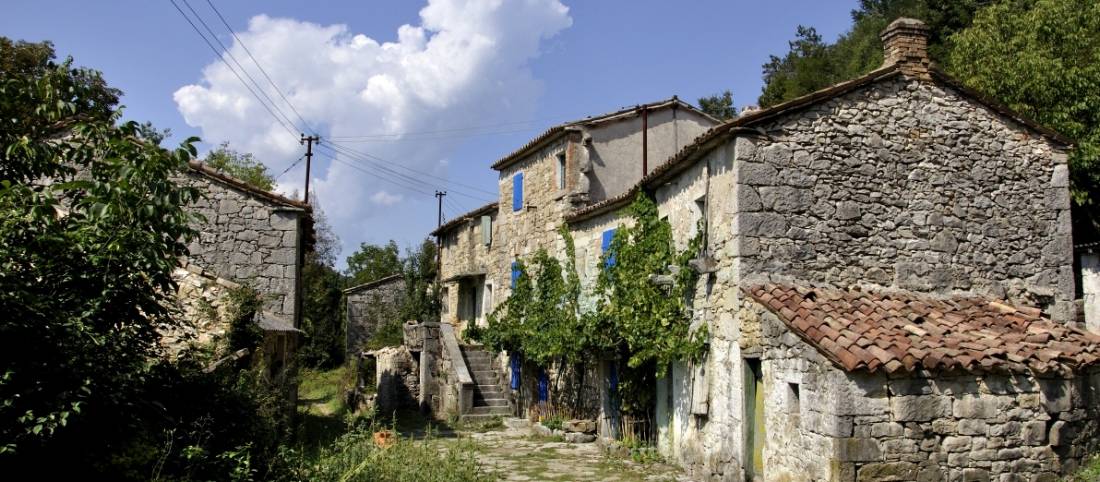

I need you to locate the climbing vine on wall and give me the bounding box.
[593,193,707,373]
[473,193,707,384]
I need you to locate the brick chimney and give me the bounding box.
[880,17,931,77]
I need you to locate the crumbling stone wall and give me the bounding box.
[345,275,405,358]
[733,76,1074,321]
[181,170,305,324]
[371,346,420,413]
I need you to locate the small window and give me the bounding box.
[483,282,494,314]
[440,287,450,314]
[511,261,521,288]
[513,172,524,211]
[557,152,567,190]
[788,383,801,426]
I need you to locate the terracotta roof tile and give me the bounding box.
[744,283,1100,376]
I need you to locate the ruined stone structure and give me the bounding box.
[180,161,309,326]
[430,18,1100,480]
[344,274,406,358]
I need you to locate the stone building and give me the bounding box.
[344,273,406,357]
[430,18,1100,480]
[167,161,309,377]
[561,18,1099,481]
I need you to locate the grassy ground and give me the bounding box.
[296,365,354,454]
[1067,454,1100,481]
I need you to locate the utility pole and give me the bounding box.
[434,190,447,280]
[300,134,319,203]
[435,190,447,228]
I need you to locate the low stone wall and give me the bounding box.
[370,346,420,413]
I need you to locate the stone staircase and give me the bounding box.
[460,345,511,421]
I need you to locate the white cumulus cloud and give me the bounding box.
[174,0,572,266]
[370,190,403,206]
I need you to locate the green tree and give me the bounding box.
[398,239,440,324]
[697,90,736,120]
[345,240,403,286]
[946,0,1100,223]
[299,198,345,368]
[758,0,986,107]
[0,38,200,454]
[204,141,276,192]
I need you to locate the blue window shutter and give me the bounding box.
[602,229,616,267]
[538,369,549,402]
[512,172,524,211]
[511,261,520,288]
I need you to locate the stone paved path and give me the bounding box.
[433,419,693,482]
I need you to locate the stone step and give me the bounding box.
[471,370,498,379]
[466,363,495,372]
[476,385,503,395]
[467,405,512,415]
[473,398,509,407]
[460,412,508,422]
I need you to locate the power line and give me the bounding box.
[274,153,305,181]
[178,0,302,134]
[321,153,434,197]
[201,0,317,135]
[327,116,568,140]
[321,144,496,203]
[329,127,543,143]
[168,0,298,139]
[326,141,498,196]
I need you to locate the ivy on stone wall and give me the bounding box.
[592,193,708,373]
[472,193,707,391]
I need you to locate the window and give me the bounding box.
[557,152,566,190]
[512,172,524,211]
[511,261,521,288]
[483,282,494,315]
[787,383,801,427]
[440,287,449,314]
[601,228,617,268]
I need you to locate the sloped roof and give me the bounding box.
[187,161,310,211]
[430,202,498,237]
[257,312,302,333]
[566,61,1074,224]
[490,97,718,171]
[745,283,1100,376]
[343,273,405,295]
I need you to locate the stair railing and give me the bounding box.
[439,323,475,416]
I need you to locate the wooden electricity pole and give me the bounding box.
[300,134,319,203]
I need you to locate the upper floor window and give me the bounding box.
[511,261,521,288]
[512,172,524,212]
[480,215,492,246]
[557,152,566,190]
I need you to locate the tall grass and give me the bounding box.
[282,422,493,482]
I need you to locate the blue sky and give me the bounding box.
[3,0,858,269]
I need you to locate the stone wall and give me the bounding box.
[1082,253,1100,334]
[732,76,1074,321]
[180,169,305,324]
[370,346,420,413]
[345,275,405,357]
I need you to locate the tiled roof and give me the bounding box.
[430,202,498,236]
[490,97,717,171]
[745,283,1100,376]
